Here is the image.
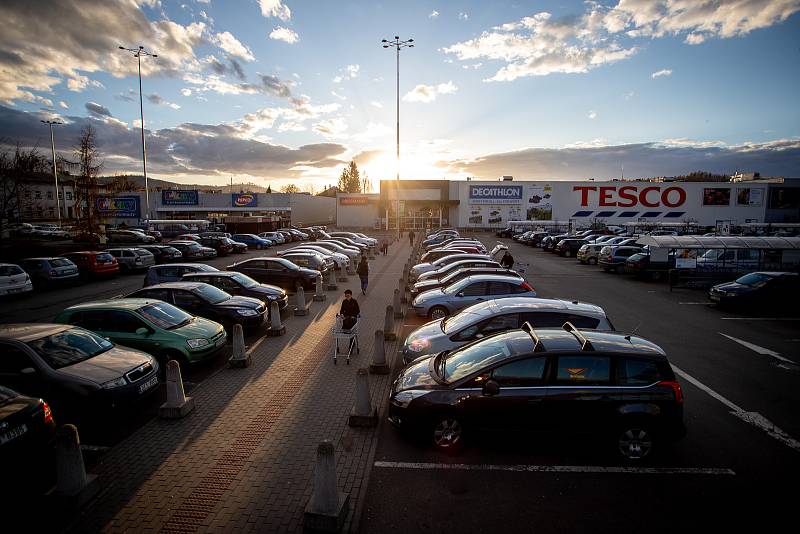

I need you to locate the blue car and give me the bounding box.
[232,234,272,250]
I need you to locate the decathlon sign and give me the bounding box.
[469,185,523,204]
[573,185,687,208]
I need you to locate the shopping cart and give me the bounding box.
[333,314,360,365]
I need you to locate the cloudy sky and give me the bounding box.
[1,0,799,189]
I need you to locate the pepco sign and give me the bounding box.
[573,185,687,208]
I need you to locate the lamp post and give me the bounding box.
[40,119,63,225]
[381,36,413,238]
[119,45,158,222]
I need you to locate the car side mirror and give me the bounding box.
[20,367,36,375]
[136,327,151,336]
[482,379,500,396]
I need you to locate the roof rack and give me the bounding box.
[520,321,545,352]
[562,321,594,351]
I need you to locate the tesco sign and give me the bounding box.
[469,185,522,204]
[573,185,687,208]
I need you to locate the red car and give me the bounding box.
[64,251,120,278]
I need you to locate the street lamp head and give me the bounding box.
[408,38,414,42]
[409,44,414,48]
[383,45,388,48]
[139,45,144,49]
[395,35,399,39]
[152,54,158,58]
[381,39,387,42]
[119,46,125,49]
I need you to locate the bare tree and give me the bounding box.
[69,126,103,231]
[0,144,47,240]
[280,183,300,193]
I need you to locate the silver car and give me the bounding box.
[411,274,537,320]
[107,248,156,273]
[278,246,349,270]
[316,240,361,259]
[416,258,502,283]
[410,253,492,283]
[403,297,614,364]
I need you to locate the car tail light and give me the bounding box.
[658,381,684,404]
[49,269,57,276]
[520,281,534,292]
[42,400,53,424]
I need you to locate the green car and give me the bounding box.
[54,298,227,365]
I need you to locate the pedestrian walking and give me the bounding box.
[356,255,369,295]
[408,229,415,247]
[339,289,360,329]
[381,237,389,255]
[500,250,515,269]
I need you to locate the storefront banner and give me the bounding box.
[468,205,484,225]
[162,190,198,206]
[232,192,258,207]
[96,196,140,218]
[702,188,731,206]
[469,185,522,204]
[675,249,697,269]
[736,188,763,207]
[527,183,553,220]
[339,196,369,205]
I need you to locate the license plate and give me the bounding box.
[138,376,158,394]
[215,336,226,347]
[0,423,27,445]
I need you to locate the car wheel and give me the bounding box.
[429,306,448,320]
[158,349,188,375]
[588,257,597,265]
[432,416,464,451]
[617,423,654,460]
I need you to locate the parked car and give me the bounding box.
[177,234,202,241]
[227,257,321,291]
[315,240,360,260]
[0,263,34,296]
[232,234,272,250]
[127,282,268,330]
[199,236,233,256]
[0,385,56,489]
[106,247,156,273]
[420,248,480,264]
[496,227,514,238]
[143,263,219,286]
[278,246,349,270]
[328,237,369,254]
[556,238,588,258]
[403,297,615,364]
[20,257,80,288]
[140,244,183,264]
[577,244,605,265]
[599,245,644,273]
[55,299,227,366]
[389,324,685,458]
[224,237,248,254]
[696,248,761,270]
[108,229,156,244]
[63,251,119,278]
[709,272,800,308]
[281,251,332,274]
[411,274,537,319]
[416,259,503,283]
[410,253,494,283]
[182,271,289,317]
[541,234,569,252]
[0,324,160,415]
[168,240,206,260]
[412,267,521,297]
[277,230,296,242]
[328,231,376,247]
[288,229,310,241]
[259,232,285,245]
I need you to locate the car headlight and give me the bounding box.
[391,389,431,408]
[407,338,431,353]
[237,309,258,316]
[187,338,210,349]
[102,376,128,389]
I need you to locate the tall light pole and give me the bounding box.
[41,119,63,225]
[119,45,158,221]
[382,35,413,237]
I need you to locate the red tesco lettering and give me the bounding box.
[573,185,686,208]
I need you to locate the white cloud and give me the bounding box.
[277,121,306,132]
[623,90,635,100]
[458,12,469,21]
[269,26,299,44]
[588,110,597,119]
[403,81,458,103]
[651,68,672,79]
[352,122,391,142]
[259,0,291,21]
[333,64,360,83]
[212,31,255,61]
[370,101,382,108]
[59,101,69,109]
[429,10,439,19]
[180,88,192,96]
[312,117,348,138]
[330,90,346,100]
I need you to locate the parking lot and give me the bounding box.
[360,236,800,533]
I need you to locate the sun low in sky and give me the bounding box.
[1,0,798,190]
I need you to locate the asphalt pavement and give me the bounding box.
[359,234,800,533]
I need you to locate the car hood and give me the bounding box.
[56,345,152,384]
[410,263,433,274]
[413,288,446,304]
[413,279,441,292]
[396,356,439,391]
[217,295,265,310]
[405,320,445,346]
[173,317,225,339]
[712,282,753,293]
[249,284,286,298]
[298,267,321,277]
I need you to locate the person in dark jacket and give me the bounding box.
[408,229,415,247]
[356,255,369,295]
[339,289,360,329]
[500,251,515,269]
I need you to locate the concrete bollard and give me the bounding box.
[349,368,378,427]
[304,441,350,532]
[228,323,251,368]
[346,261,356,276]
[337,265,348,282]
[368,246,375,260]
[369,330,389,374]
[314,275,327,301]
[326,267,338,291]
[294,285,310,316]
[159,360,195,418]
[393,289,403,318]
[51,424,99,506]
[383,305,397,340]
[267,300,286,336]
[399,278,408,304]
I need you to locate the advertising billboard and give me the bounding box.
[702,188,731,206]
[735,188,763,207]
[469,185,522,205]
[527,183,553,220]
[96,196,140,218]
[339,196,369,205]
[232,192,258,207]
[162,190,199,206]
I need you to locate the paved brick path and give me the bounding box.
[68,238,412,533]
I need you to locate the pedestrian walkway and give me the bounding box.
[68,237,412,533]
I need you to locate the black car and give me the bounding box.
[181,271,289,317]
[227,257,321,291]
[388,323,685,459]
[199,236,233,256]
[169,240,205,260]
[709,272,799,309]
[541,234,569,251]
[496,227,514,238]
[140,244,183,264]
[127,282,267,330]
[556,238,588,257]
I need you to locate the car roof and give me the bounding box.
[747,271,799,277]
[183,270,239,277]
[151,263,208,269]
[169,240,199,245]
[139,282,205,290]
[458,274,525,284]
[529,328,666,358]
[461,297,607,318]
[64,298,163,311]
[23,257,66,261]
[0,323,72,342]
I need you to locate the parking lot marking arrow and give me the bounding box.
[718,333,795,364]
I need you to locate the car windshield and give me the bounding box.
[230,273,259,288]
[0,265,23,276]
[441,330,534,384]
[138,302,193,330]
[49,258,71,267]
[133,249,151,257]
[442,311,484,334]
[194,284,231,304]
[27,327,113,369]
[442,278,470,295]
[735,272,773,286]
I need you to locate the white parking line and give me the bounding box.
[720,317,800,321]
[670,363,800,453]
[373,461,735,476]
[718,333,796,364]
